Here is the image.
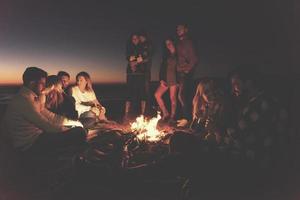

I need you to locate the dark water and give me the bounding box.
[0,85,19,105]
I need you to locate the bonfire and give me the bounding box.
[130,112,166,142]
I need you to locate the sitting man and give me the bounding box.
[57,70,71,92]
[1,67,87,160]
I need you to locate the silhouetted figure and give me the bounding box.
[176,24,198,122]
[124,33,146,120]
[139,31,153,112]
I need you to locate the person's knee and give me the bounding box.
[155,91,161,100]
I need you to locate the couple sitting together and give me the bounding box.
[44,71,110,127]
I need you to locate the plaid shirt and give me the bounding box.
[224,91,289,167]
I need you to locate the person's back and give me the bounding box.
[3,84,65,151]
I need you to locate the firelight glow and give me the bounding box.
[130,112,165,142]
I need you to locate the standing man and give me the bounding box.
[139,31,153,114]
[124,33,147,121]
[176,23,198,126]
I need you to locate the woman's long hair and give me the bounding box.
[76,71,93,92]
[192,79,217,119]
[162,37,176,61]
[46,75,64,110]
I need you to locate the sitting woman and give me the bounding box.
[71,71,107,123]
[155,38,178,122]
[192,79,230,144]
[44,75,78,119]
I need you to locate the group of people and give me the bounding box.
[1,67,110,159]
[126,23,289,171]
[187,68,288,170]
[0,24,290,193]
[125,24,198,123]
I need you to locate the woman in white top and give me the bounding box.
[71,71,106,121]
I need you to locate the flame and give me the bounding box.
[130,112,164,142]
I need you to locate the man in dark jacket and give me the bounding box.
[139,31,153,113]
[176,24,198,126]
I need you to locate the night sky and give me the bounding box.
[0,0,291,84]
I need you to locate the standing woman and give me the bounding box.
[71,71,107,121]
[124,33,146,120]
[155,38,178,121]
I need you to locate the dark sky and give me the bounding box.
[0,0,291,84]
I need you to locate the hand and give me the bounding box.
[41,85,54,95]
[91,106,100,116]
[39,94,46,105]
[178,64,190,74]
[177,118,188,127]
[137,56,143,63]
[129,56,136,62]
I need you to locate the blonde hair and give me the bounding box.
[192,79,215,119]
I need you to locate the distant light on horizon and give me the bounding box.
[0,64,126,85]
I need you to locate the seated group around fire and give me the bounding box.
[0,65,288,172]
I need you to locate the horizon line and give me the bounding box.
[0,81,127,86]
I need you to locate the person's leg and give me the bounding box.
[169,85,178,119]
[141,100,146,116]
[155,84,169,119]
[183,73,193,119]
[145,69,151,104]
[138,74,147,116]
[124,74,134,120]
[178,82,185,116]
[124,101,131,121]
[178,73,193,119]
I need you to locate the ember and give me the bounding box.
[130,112,165,142]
